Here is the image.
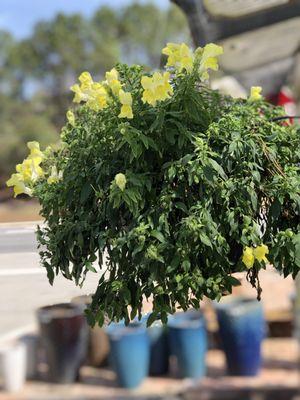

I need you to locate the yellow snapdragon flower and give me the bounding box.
[70,84,88,103]
[6,141,44,197]
[162,43,194,73]
[71,71,108,111]
[249,86,262,101]
[47,166,63,184]
[141,71,173,107]
[16,158,43,182]
[197,43,223,80]
[115,173,127,191]
[242,246,255,269]
[27,141,44,161]
[118,90,133,119]
[6,173,32,197]
[253,244,269,263]
[79,71,92,85]
[87,84,108,111]
[105,68,122,95]
[66,110,76,126]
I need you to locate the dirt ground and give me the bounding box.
[0,200,41,223]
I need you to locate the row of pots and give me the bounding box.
[106,298,265,388]
[0,296,265,392]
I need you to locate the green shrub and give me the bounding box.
[8,43,300,325]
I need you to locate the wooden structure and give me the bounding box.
[172,0,300,95]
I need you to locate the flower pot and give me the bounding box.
[0,341,26,392]
[168,310,207,379]
[37,303,88,383]
[71,295,110,367]
[141,315,169,376]
[20,334,39,380]
[215,297,265,376]
[107,322,150,388]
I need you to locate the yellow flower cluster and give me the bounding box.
[249,86,262,101]
[162,42,223,80]
[141,71,173,107]
[242,244,269,269]
[162,43,194,73]
[71,68,134,119]
[6,142,44,197]
[69,43,225,119]
[71,72,108,111]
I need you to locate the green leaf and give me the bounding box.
[175,202,188,213]
[86,261,97,273]
[227,276,241,287]
[293,234,300,267]
[146,312,158,327]
[269,199,281,220]
[80,182,92,204]
[150,230,165,243]
[199,232,212,248]
[208,158,227,180]
[44,262,54,285]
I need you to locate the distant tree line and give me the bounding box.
[0,3,189,189]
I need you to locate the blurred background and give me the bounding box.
[0,1,299,399]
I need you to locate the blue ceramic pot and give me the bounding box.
[168,310,207,379]
[106,322,149,389]
[141,315,169,376]
[216,297,266,376]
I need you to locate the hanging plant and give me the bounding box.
[7,43,300,326]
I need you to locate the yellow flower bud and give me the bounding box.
[115,173,127,191]
[6,173,32,197]
[118,90,133,119]
[66,110,75,126]
[249,86,262,101]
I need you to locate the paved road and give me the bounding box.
[0,223,38,254]
[0,222,99,340]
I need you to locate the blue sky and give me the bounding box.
[0,0,168,39]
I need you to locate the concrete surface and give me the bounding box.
[0,222,99,340]
[0,338,298,400]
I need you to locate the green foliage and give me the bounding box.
[35,63,300,326]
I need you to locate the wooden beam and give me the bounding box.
[203,0,289,19]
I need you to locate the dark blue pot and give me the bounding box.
[216,297,266,376]
[168,310,207,379]
[106,322,149,389]
[141,315,169,376]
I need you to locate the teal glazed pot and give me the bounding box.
[106,322,150,389]
[215,297,266,376]
[168,310,207,379]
